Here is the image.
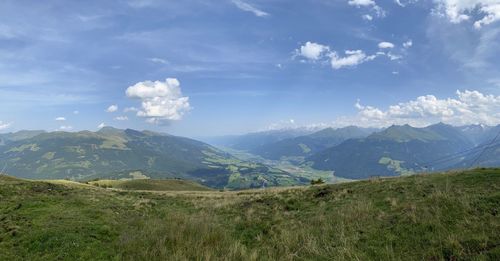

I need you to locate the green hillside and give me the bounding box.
[1,168,499,260]
[0,128,306,189]
[88,178,213,191]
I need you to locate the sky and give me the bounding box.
[0,0,500,137]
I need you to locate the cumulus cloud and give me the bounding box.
[55,117,66,121]
[436,0,500,29]
[125,78,191,123]
[0,121,11,130]
[349,90,500,127]
[114,116,129,121]
[232,0,269,17]
[378,41,395,49]
[296,42,330,60]
[98,122,106,129]
[106,105,118,113]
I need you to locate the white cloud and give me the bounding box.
[296,42,330,60]
[98,122,106,129]
[330,50,377,69]
[348,0,376,6]
[403,40,413,48]
[114,116,129,121]
[106,105,118,113]
[59,125,73,131]
[55,117,66,121]
[395,0,418,7]
[348,0,386,18]
[145,118,160,124]
[378,41,395,48]
[231,0,269,17]
[386,52,403,60]
[125,78,191,123]
[436,0,500,29]
[362,14,374,20]
[348,90,500,127]
[294,41,405,70]
[73,110,79,115]
[0,121,11,130]
[149,57,168,64]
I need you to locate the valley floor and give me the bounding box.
[1,169,499,260]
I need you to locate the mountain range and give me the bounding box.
[212,123,500,179]
[250,126,376,161]
[0,127,306,189]
[1,123,499,186]
[307,124,474,178]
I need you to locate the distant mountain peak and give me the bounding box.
[97,126,122,132]
[369,124,444,142]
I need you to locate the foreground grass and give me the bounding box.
[0,168,499,260]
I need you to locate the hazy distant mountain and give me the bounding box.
[307,123,475,179]
[0,127,306,189]
[458,143,500,168]
[251,126,376,161]
[454,125,500,168]
[456,124,493,145]
[0,130,46,146]
[201,128,315,151]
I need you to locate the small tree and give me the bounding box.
[310,178,325,185]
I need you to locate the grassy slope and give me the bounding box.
[87,179,213,191]
[1,169,499,260]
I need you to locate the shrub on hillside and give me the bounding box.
[310,178,325,185]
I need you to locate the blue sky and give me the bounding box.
[0,0,499,136]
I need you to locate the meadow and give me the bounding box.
[1,168,499,260]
